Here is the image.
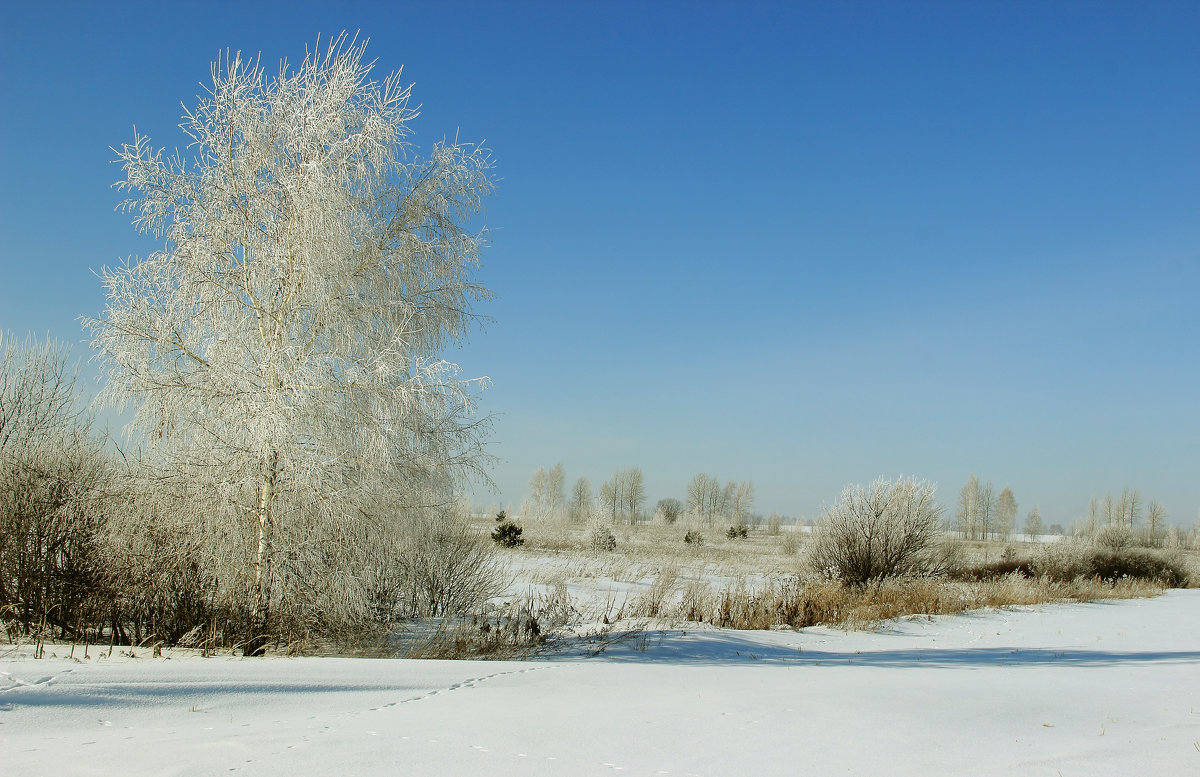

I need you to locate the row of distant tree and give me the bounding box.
[521,463,758,527]
[517,465,1188,548]
[955,474,1177,545]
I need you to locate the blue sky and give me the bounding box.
[1,1,1197,525]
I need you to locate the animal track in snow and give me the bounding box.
[368,665,552,711]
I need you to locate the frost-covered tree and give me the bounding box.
[527,467,549,519]
[547,462,566,515]
[623,466,646,525]
[86,34,495,654]
[1145,499,1167,547]
[0,333,80,452]
[526,462,565,521]
[1023,506,1042,540]
[731,480,755,527]
[598,474,619,524]
[955,474,980,540]
[597,466,645,525]
[995,487,1017,542]
[568,476,592,523]
[686,473,721,525]
[976,481,995,540]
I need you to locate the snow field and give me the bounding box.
[3,590,1198,776]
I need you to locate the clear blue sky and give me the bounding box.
[2,1,1197,526]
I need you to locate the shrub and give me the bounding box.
[1084,548,1189,587]
[1094,523,1133,551]
[1025,540,1191,587]
[780,530,800,556]
[588,524,617,551]
[684,530,704,546]
[393,505,510,618]
[808,476,945,585]
[491,518,524,548]
[655,498,683,525]
[726,524,748,539]
[952,557,1038,582]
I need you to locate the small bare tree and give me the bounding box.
[995,486,1017,542]
[730,480,755,528]
[1145,500,1167,547]
[685,473,721,526]
[568,476,592,523]
[956,474,980,540]
[623,466,646,525]
[546,462,566,518]
[1023,506,1043,541]
[526,467,549,520]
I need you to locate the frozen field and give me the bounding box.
[3,590,1198,776]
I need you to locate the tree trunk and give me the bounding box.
[245,449,278,656]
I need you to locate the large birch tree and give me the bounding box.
[87,34,496,654]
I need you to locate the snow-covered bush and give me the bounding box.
[588,524,617,551]
[1094,523,1134,551]
[0,334,115,643]
[808,477,945,585]
[391,504,509,618]
[655,498,683,525]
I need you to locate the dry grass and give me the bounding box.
[614,574,1168,631]
[488,517,1193,638]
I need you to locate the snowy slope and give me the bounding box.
[3,591,1198,776]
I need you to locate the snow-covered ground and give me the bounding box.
[3,591,1198,776]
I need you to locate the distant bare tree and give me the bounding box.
[956,475,980,540]
[686,473,722,525]
[1145,500,1167,547]
[527,467,549,519]
[598,474,619,524]
[623,466,646,525]
[547,463,566,517]
[1118,488,1143,529]
[730,480,755,528]
[995,487,1017,542]
[568,477,592,523]
[1023,506,1042,541]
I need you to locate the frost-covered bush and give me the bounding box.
[684,530,704,546]
[0,334,116,642]
[1094,523,1134,551]
[391,505,509,618]
[655,498,683,525]
[588,524,617,551]
[808,477,945,585]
